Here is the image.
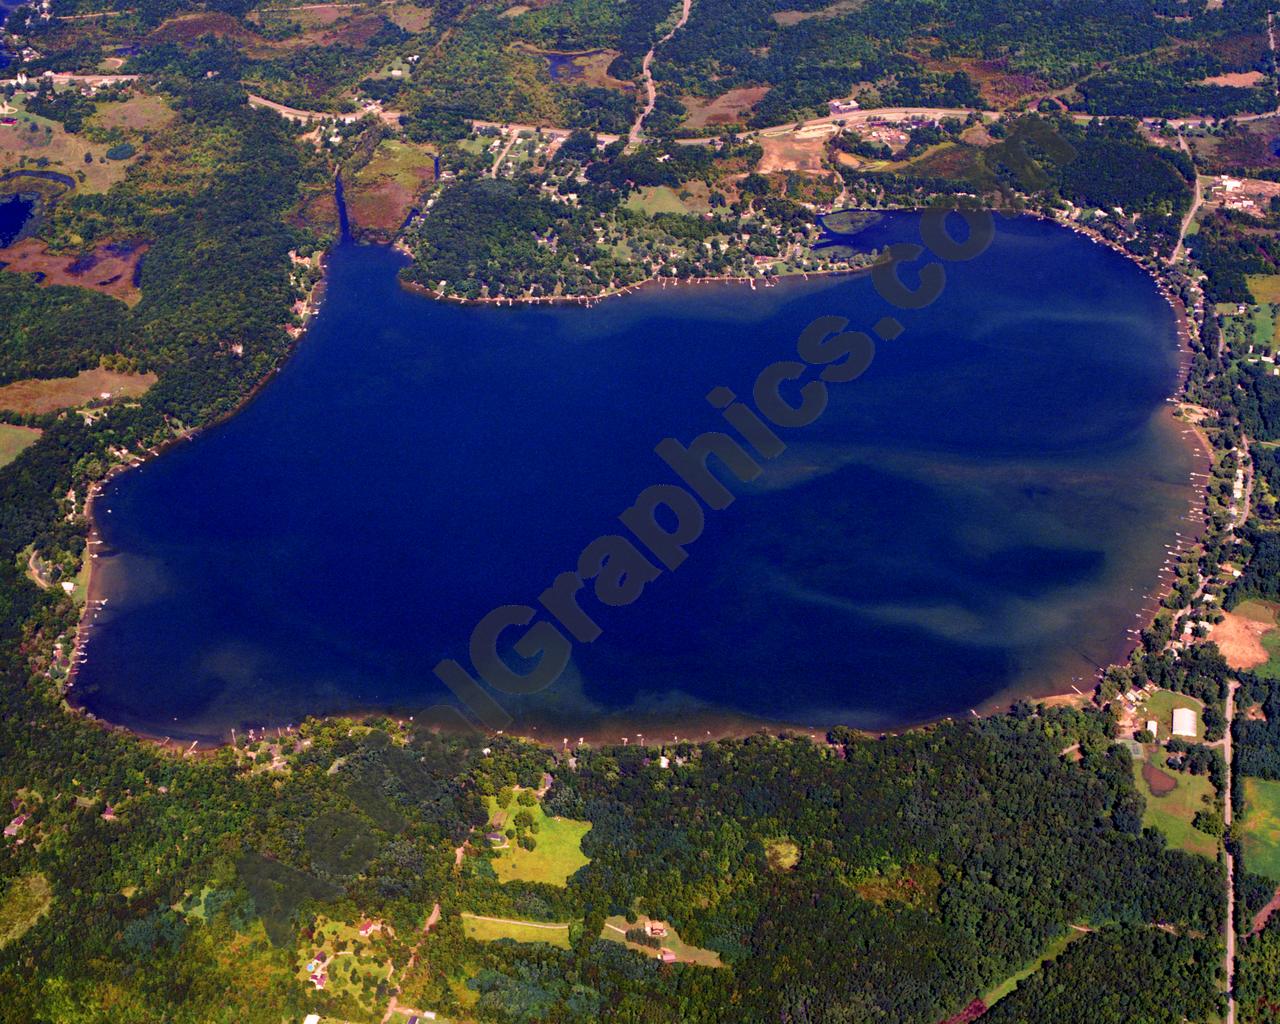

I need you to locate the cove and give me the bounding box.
[75,213,1198,741]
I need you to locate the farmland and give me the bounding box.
[0,424,41,470]
[1240,777,1280,882]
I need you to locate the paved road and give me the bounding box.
[628,0,694,150]
[1226,679,1239,1024]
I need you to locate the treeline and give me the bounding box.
[535,711,1223,1023]
[981,926,1223,1023]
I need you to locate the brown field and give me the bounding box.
[1188,117,1280,173]
[344,139,435,237]
[920,56,1046,108]
[771,0,865,25]
[153,9,387,57]
[1209,608,1274,669]
[0,368,157,415]
[681,86,770,129]
[1200,70,1266,87]
[1143,760,1178,796]
[0,238,146,305]
[90,94,176,133]
[384,1,431,32]
[757,129,834,174]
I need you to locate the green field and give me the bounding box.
[600,915,724,967]
[981,926,1087,1007]
[626,185,691,215]
[462,913,571,948]
[1135,689,1203,742]
[1132,755,1219,858]
[1240,777,1280,882]
[0,424,41,470]
[0,873,51,950]
[483,794,590,886]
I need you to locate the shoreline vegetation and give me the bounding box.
[64,204,1207,754]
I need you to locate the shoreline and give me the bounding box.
[62,209,1215,754]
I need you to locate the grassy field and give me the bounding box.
[600,915,724,967]
[1135,689,1203,741]
[1132,754,1219,858]
[1240,777,1280,882]
[626,185,692,215]
[483,794,590,886]
[0,94,135,194]
[90,93,176,133]
[0,368,156,415]
[0,424,41,469]
[462,913,571,948]
[0,873,51,950]
[981,926,1087,1007]
[1249,274,1280,303]
[297,915,390,1015]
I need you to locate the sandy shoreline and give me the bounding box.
[61,210,1217,754]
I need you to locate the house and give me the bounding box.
[645,920,667,938]
[1145,719,1159,739]
[358,919,380,937]
[659,947,677,963]
[101,804,117,821]
[303,1016,321,1024]
[1172,707,1197,738]
[3,814,27,837]
[828,97,860,115]
[486,831,505,844]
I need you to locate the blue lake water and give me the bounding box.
[76,213,1197,741]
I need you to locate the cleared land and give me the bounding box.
[0,368,157,414]
[462,913,571,948]
[600,915,724,967]
[297,915,390,1013]
[1211,602,1278,670]
[1132,753,1218,859]
[89,93,176,133]
[0,873,52,950]
[680,86,770,128]
[1241,777,1280,882]
[0,424,41,469]
[1249,274,1280,303]
[483,794,590,886]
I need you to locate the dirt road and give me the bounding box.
[627,0,694,150]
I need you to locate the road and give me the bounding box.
[627,0,693,150]
[460,913,568,930]
[1169,134,1203,266]
[1225,679,1239,1024]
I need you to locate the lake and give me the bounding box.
[75,213,1198,741]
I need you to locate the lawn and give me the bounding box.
[1240,777,1280,882]
[0,873,52,950]
[462,913,571,948]
[600,915,724,967]
[1132,754,1219,858]
[1249,274,1280,304]
[0,424,41,469]
[981,926,1087,1007]
[483,793,590,886]
[90,93,176,133]
[297,915,391,1015]
[1231,599,1280,680]
[1135,689,1203,742]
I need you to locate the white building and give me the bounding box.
[1146,719,1159,739]
[1172,707,1197,738]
